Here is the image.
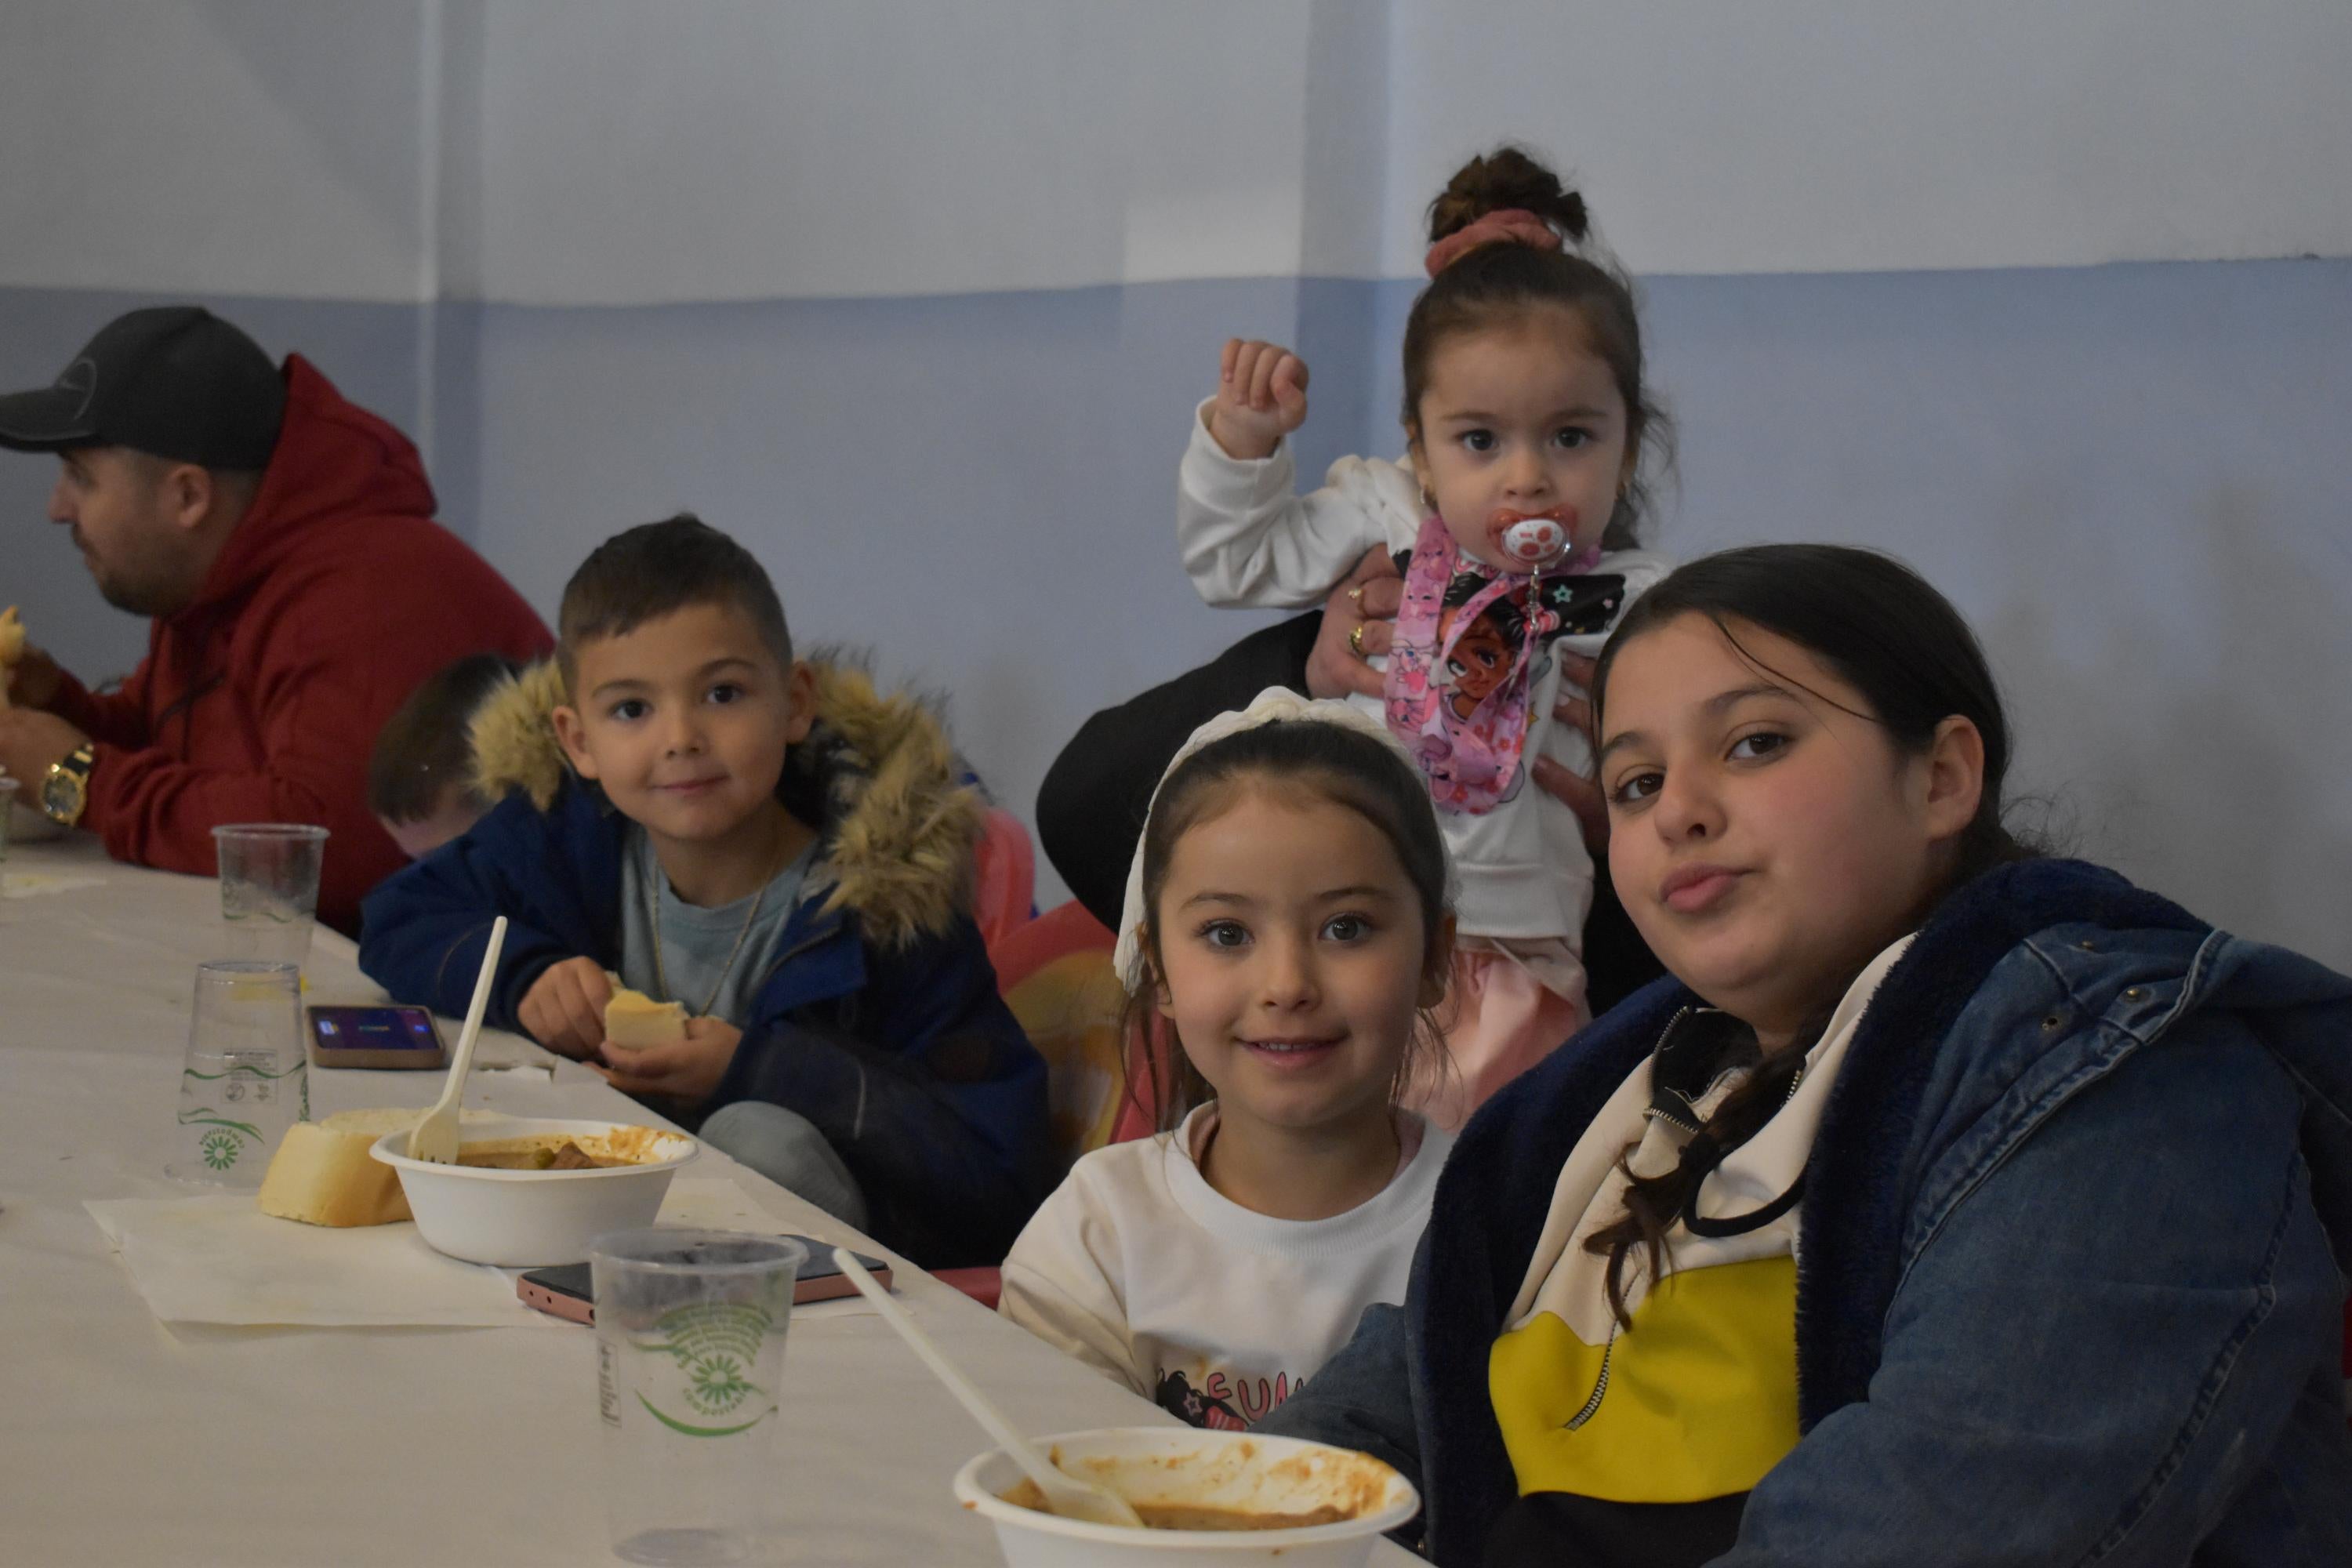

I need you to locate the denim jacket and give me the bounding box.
[1261,860,2352,1565]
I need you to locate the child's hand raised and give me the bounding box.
[517,956,612,1060]
[1206,339,1309,460]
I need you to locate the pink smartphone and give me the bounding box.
[516,1240,892,1326]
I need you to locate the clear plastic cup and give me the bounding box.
[211,823,329,970]
[591,1229,808,1566]
[168,960,310,1186]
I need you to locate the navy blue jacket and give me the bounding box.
[1264,860,2352,1565]
[358,663,1054,1269]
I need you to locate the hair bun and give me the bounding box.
[1427,146,1589,245]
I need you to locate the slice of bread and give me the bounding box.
[256,1108,495,1227]
[0,605,23,711]
[604,984,688,1051]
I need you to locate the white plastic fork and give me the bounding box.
[406,915,506,1163]
[832,1247,1146,1530]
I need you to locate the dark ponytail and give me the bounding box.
[1425,145,1591,249]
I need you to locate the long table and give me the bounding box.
[0,835,1416,1564]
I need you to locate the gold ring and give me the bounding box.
[1347,584,1365,605]
[1348,624,1368,659]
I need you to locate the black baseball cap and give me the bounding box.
[0,306,285,471]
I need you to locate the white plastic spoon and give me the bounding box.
[406,915,506,1163]
[831,1247,1146,1530]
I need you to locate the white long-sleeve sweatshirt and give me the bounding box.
[998,1105,1451,1428]
[1177,404,1671,946]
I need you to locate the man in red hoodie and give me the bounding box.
[0,307,550,930]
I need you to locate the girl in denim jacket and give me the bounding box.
[1261,543,2352,1566]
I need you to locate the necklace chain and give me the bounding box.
[648,837,791,1018]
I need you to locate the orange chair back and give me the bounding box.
[994,900,1154,1169]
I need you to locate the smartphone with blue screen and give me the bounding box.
[306,1005,448,1069]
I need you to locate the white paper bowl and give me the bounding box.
[369,1117,699,1266]
[953,1427,1418,1567]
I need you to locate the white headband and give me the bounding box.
[1111,687,1423,990]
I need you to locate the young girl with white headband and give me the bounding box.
[998,690,1456,1430]
[1178,146,1673,1125]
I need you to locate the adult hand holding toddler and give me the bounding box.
[1305,546,1610,852]
[1531,652,1607,852]
[1305,547,1403,701]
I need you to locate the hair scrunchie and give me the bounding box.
[1423,208,1564,278]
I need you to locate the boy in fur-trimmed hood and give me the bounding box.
[358,516,1051,1267]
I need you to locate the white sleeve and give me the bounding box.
[1176,400,1414,609]
[996,1174,1149,1396]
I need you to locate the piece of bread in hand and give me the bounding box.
[0,605,23,710]
[256,1107,495,1227]
[604,982,688,1051]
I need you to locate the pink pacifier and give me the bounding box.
[1496,509,1573,568]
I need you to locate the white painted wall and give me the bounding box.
[465,0,1334,303]
[0,1,1370,300]
[9,2,2340,307]
[0,0,430,300]
[473,0,2352,296]
[1384,0,2352,277]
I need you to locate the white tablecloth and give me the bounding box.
[0,837,1416,1565]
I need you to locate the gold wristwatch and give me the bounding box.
[41,744,95,827]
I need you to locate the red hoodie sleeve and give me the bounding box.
[77,561,548,932]
[42,660,155,750]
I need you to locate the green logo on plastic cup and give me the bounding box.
[630,1302,775,1438]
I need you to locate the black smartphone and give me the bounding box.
[307,1005,448,1069]
[517,1239,894,1326]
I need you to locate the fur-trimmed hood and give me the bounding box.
[464,655,982,948]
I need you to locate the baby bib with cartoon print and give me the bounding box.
[1382,516,1624,815]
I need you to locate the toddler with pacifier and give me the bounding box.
[1178,147,1674,1124]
